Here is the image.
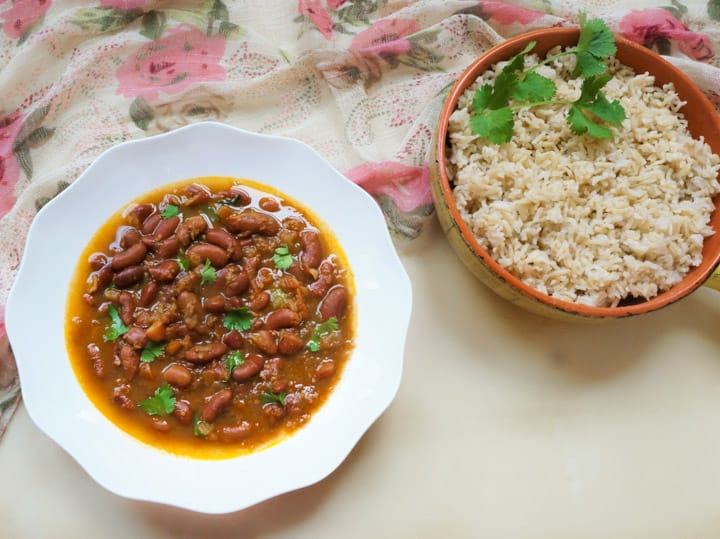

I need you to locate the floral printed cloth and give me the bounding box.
[1,0,719,438]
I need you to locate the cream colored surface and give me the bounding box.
[2,222,720,538]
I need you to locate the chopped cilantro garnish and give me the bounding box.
[223,307,253,331]
[260,391,286,406]
[161,204,179,218]
[306,317,339,352]
[140,341,165,363]
[225,350,245,376]
[220,194,244,206]
[103,305,128,342]
[193,415,213,437]
[137,384,176,416]
[200,258,217,285]
[272,245,293,271]
[201,204,219,222]
[177,255,190,271]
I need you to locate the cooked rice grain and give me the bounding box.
[448,54,720,307]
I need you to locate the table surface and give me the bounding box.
[2,221,720,539]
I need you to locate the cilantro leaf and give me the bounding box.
[260,391,286,406]
[512,72,556,103]
[469,107,515,144]
[137,384,176,416]
[273,245,293,271]
[486,41,537,110]
[583,92,626,126]
[177,255,190,271]
[140,341,165,363]
[225,350,245,375]
[573,14,616,77]
[576,73,613,104]
[200,258,217,285]
[567,105,613,139]
[472,84,493,113]
[306,317,340,352]
[223,307,253,331]
[219,194,245,206]
[103,305,128,342]
[193,415,213,437]
[161,204,179,218]
[201,204,219,222]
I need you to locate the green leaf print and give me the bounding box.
[140,11,167,40]
[71,7,143,33]
[661,0,688,19]
[709,0,720,20]
[129,97,155,131]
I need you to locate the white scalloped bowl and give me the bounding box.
[6,122,412,513]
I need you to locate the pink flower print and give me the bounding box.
[298,0,334,40]
[619,8,714,62]
[0,0,51,39]
[116,24,227,101]
[345,161,433,212]
[100,0,146,8]
[350,18,420,56]
[479,1,543,25]
[0,113,24,220]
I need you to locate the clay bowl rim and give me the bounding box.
[433,26,720,318]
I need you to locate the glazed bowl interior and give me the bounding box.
[433,27,720,319]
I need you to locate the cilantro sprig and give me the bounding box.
[103,305,128,343]
[469,14,625,144]
[223,307,253,331]
[140,341,165,363]
[273,245,293,271]
[138,384,176,416]
[260,391,286,406]
[161,204,179,218]
[306,317,339,352]
[225,350,245,376]
[200,258,217,285]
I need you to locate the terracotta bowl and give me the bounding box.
[429,27,720,321]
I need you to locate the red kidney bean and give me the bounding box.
[166,322,190,339]
[125,326,148,350]
[223,330,244,349]
[126,204,153,228]
[176,215,208,247]
[184,342,227,363]
[163,363,193,388]
[139,281,158,307]
[300,229,323,269]
[204,294,226,313]
[231,352,265,382]
[187,243,229,268]
[118,291,135,325]
[205,228,236,251]
[113,385,135,410]
[184,184,211,206]
[173,400,193,425]
[148,260,180,282]
[153,236,181,258]
[201,388,233,422]
[220,209,280,236]
[218,422,252,441]
[120,228,142,248]
[264,308,301,330]
[142,212,162,235]
[263,403,286,420]
[88,343,104,378]
[111,242,147,271]
[174,271,200,294]
[114,265,145,288]
[153,216,180,240]
[318,285,347,321]
[145,320,166,342]
[224,272,249,297]
[165,339,186,355]
[151,418,171,432]
[259,197,280,212]
[251,330,277,355]
[88,252,108,271]
[247,291,270,312]
[316,360,336,379]
[87,265,113,294]
[178,290,202,329]
[119,343,139,381]
[272,379,288,393]
[278,331,304,355]
[308,260,334,297]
